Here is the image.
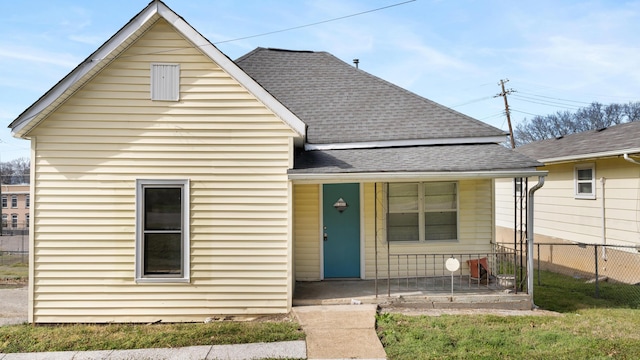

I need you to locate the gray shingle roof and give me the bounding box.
[236,48,506,145]
[517,120,640,161]
[290,144,541,174]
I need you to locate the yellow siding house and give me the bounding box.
[11,1,543,323]
[496,121,640,284]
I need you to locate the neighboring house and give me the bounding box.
[496,121,640,284]
[10,1,542,323]
[1,184,30,231]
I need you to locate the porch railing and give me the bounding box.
[381,245,523,296]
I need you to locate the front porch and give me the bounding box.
[293,245,532,310]
[293,278,532,310]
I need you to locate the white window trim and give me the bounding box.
[150,63,180,101]
[135,179,190,283]
[574,163,596,200]
[386,181,459,243]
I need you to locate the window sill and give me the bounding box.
[574,194,596,200]
[135,277,190,284]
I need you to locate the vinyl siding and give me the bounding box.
[365,180,495,279]
[293,184,321,280]
[496,158,640,248]
[294,180,495,281]
[28,19,297,323]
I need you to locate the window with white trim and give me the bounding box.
[26,195,30,208]
[150,63,180,101]
[387,182,458,242]
[136,179,190,282]
[11,195,17,208]
[574,164,595,199]
[11,214,17,228]
[1,196,6,208]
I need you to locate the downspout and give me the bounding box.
[527,176,545,309]
[623,153,640,166]
[600,177,607,261]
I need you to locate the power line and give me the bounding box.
[450,96,494,108]
[510,94,582,110]
[512,94,585,108]
[517,91,593,105]
[214,0,417,45]
[511,109,542,117]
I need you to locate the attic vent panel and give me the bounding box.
[151,63,180,101]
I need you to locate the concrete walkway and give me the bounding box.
[0,341,306,360]
[293,304,387,360]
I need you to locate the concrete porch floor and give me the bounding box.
[293,278,532,310]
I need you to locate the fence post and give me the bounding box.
[594,245,599,298]
[537,244,540,286]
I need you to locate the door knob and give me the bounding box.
[324,233,328,241]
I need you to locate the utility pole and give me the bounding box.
[495,79,516,148]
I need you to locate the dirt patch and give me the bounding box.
[0,285,28,326]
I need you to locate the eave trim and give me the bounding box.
[288,170,548,183]
[305,135,507,150]
[537,147,640,164]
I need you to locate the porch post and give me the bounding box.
[527,176,545,309]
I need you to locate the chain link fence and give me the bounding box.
[534,242,640,308]
[0,222,29,266]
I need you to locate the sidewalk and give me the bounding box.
[0,304,387,359]
[0,341,306,360]
[293,304,387,360]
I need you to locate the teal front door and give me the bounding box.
[323,183,360,278]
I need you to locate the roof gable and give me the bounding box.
[9,1,305,139]
[517,120,640,162]
[236,48,507,147]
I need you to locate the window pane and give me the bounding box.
[388,183,418,212]
[424,182,456,210]
[425,212,457,240]
[578,182,592,194]
[577,168,592,181]
[144,233,182,275]
[144,188,182,230]
[388,213,419,241]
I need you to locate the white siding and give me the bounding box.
[29,19,297,323]
[496,158,640,248]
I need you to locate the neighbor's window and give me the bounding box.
[1,214,6,228]
[26,214,29,228]
[26,195,30,208]
[136,179,190,282]
[574,164,595,199]
[151,63,180,101]
[11,214,17,228]
[1,196,6,208]
[11,195,17,208]
[388,182,458,242]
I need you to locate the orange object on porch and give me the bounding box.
[467,257,490,279]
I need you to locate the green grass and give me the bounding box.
[534,269,640,312]
[378,269,640,359]
[0,254,28,287]
[377,309,640,360]
[0,321,304,353]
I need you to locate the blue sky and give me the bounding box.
[2,0,640,161]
